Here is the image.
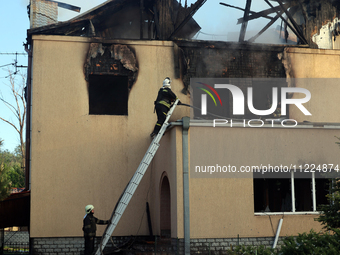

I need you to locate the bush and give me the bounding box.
[315,179,340,230]
[278,229,340,255]
[227,245,275,255]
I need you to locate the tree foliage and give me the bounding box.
[0,139,11,200]
[313,136,340,230]
[315,179,340,230]
[0,162,11,201]
[0,138,25,201]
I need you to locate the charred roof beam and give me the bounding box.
[45,0,80,12]
[28,19,88,37]
[237,3,290,24]
[219,2,273,21]
[153,6,161,39]
[275,0,308,44]
[168,0,207,40]
[88,20,96,37]
[263,0,308,45]
[239,0,252,42]
[248,10,283,43]
[140,0,144,39]
[297,0,308,23]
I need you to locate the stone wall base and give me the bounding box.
[185,236,284,254]
[31,236,129,255]
[31,236,285,255]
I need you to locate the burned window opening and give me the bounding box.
[84,43,138,89]
[254,177,329,213]
[84,43,137,116]
[89,75,128,115]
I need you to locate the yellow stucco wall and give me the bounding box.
[187,125,339,238]
[150,127,183,238]
[30,35,190,238]
[283,48,340,123]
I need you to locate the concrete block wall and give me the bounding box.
[32,237,84,255]
[31,236,285,254]
[31,236,128,255]
[186,237,284,254]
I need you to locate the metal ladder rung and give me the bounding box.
[125,183,138,194]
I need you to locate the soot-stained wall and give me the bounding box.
[174,40,287,119]
[175,40,287,93]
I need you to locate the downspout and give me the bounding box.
[272,218,283,249]
[182,117,190,255]
[24,42,32,191]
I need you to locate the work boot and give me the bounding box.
[150,132,156,138]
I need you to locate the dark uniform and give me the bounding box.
[83,213,109,255]
[151,86,177,136]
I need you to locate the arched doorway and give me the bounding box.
[160,174,171,238]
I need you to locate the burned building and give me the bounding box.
[2,0,340,254]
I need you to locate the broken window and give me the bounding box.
[254,173,329,213]
[89,75,128,115]
[84,43,138,116]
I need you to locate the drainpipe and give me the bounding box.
[182,117,190,255]
[272,218,283,249]
[24,42,32,191]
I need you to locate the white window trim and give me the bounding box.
[255,171,322,215]
[255,211,321,216]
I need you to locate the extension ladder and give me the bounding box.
[95,99,180,255]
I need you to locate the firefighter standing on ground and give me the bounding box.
[151,77,178,137]
[83,205,110,255]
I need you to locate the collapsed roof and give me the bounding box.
[27,0,206,42]
[224,0,340,48]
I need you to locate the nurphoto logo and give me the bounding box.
[190,78,312,128]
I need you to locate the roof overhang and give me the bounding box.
[27,0,204,42]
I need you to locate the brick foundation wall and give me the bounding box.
[31,236,131,255]
[185,236,284,254]
[31,236,285,254]
[32,237,84,255]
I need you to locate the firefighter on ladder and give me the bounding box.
[150,77,179,138]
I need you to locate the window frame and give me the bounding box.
[254,171,328,215]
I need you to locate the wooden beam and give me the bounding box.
[248,10,282,43]
[275,0,308,44]
[237,3,290,24]
[168,0,207,40]
[45,0,80,12]
[297,0,308,23]
[263,0,308,45]
[219,2,273,21]
[153,6,160,39]
[140,0,144,39]
[239,0,252,42]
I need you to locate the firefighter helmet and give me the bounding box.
[85,205,94,214]
[163,77,171,87]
